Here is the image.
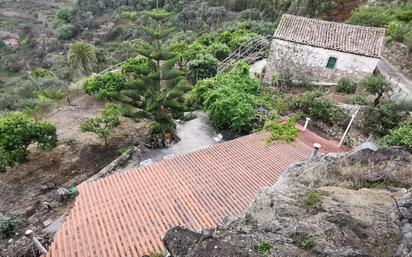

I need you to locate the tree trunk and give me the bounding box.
[374,91,384,107]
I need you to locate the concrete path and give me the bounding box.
[377,57,412,103]
[131,111,220,165]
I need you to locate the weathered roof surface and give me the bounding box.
[45,127,347,257]
[274,14,386,58]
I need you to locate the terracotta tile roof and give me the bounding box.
[45,127,347,257]
[274,14,386,58]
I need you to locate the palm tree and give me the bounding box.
[67,41,97,73]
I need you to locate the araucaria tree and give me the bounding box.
[0,112,58,172]
[132,9,187,133]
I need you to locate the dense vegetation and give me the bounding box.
[347,2,412,49]
[0,112,58,172]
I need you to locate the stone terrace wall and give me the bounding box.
[383,41,412,78]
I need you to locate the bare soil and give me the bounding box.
[0,94,150,257]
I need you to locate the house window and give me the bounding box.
[326,57,337,69]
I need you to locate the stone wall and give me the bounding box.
[383,41,412,78]
[265,39,379,83]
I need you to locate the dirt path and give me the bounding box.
[47,94,104,144]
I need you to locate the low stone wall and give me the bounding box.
[383,41,412,78]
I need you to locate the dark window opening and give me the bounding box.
[326,57,337,69]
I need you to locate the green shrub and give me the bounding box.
[0,216,16,239]
[57,24,78,40]
[208,42,231,61]
[205,88,256,133]
[362,102,406,137]
[336,78,356,94]
[296,238,315,249]
[310,99,343,125]
[194,63,262,133]
[80,103,121,145]
[347,6,392,27]
[387,20,410,42]
[290,92,342,125]
[256,241,271,257]
[55,5,75,24]
[186,54,219,82]
[264,116,298,143]
[303,190,321,209]
[349,95,372,106]
[83,72,127,100]
[0,112,58,172]
[379,123,412,152]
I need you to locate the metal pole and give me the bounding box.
[303,117,310,131]
[311,143,321,160]
[25,230,47,255]
[339,106,360,147]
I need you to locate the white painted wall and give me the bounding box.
[265,39,380,83]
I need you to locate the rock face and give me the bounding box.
[164,148,412,257]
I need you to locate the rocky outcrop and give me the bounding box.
[164,148,412,257]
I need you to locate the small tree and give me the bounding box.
[80,103,120,145]
[68,41,97,73]
[361,75,391,106]
[0,112,58,172]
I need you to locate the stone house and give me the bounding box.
[265,14,386,83]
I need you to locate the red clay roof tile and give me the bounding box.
[45,128,347,257]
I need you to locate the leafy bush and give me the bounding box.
[387,20,410,42]
[80,103,121,145]
[217,28,256,49]
[55,6,76,24]
[349,95,372,106]
[289,91,343,125]
[379,123,412,152]
[204,86,256,132]
[296,238,315,249]
[186,54,219,82]
[347,6,392,27]
[264,116,298,143]
[362,102,406,137]
[303,190,321,209]
[347,5,412,49]
[0,216,16,239]
[193,63,262,133]
[83,72,127,99]
[208,42,230,61]
[336,78,356,94]
[0,112,58,171]
[57,24,78,40]
[256,241,271,257]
